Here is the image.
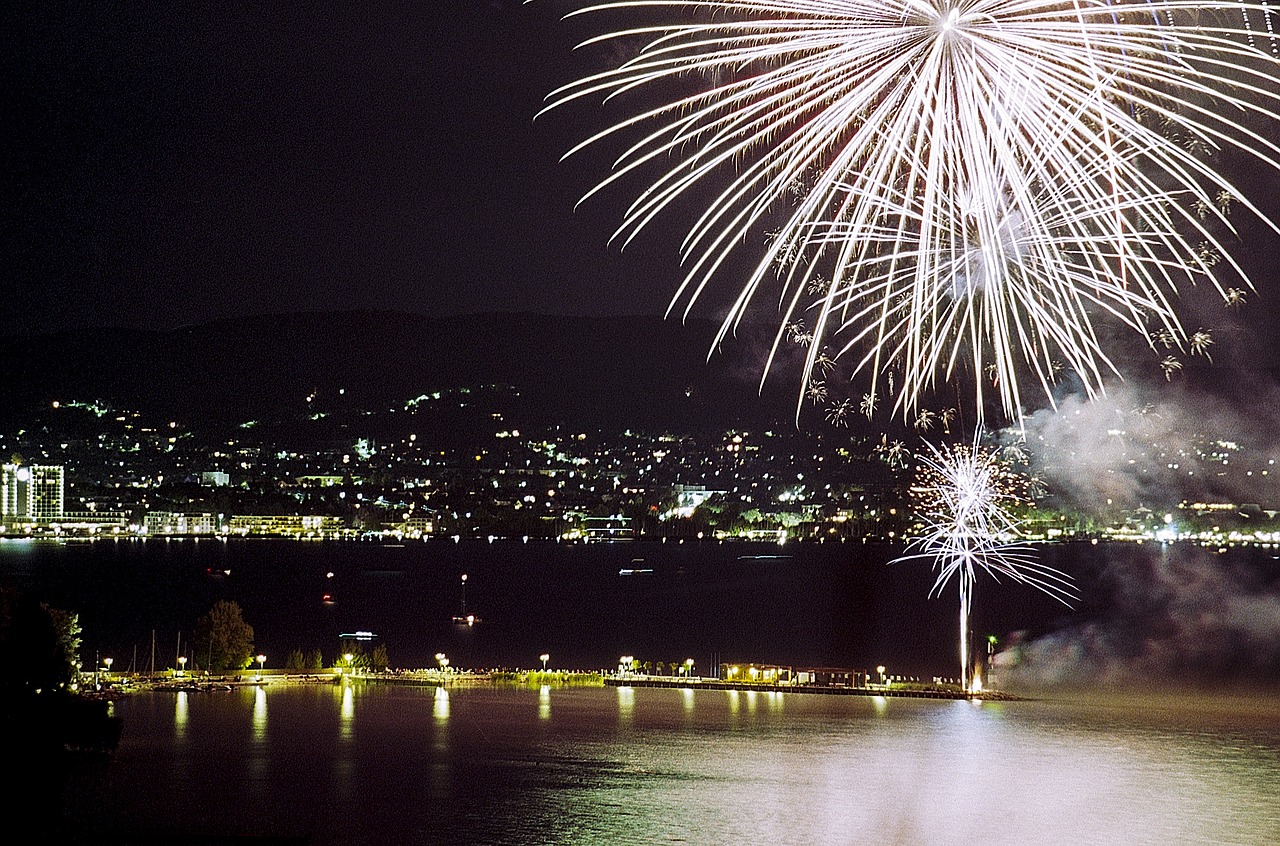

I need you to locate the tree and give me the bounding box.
[192,600,254,673]
[0,588,77,699]
[285,649,305,671]
[371,644,389,672]
[43,604,81,687]
[336,641,371,670]
[307,648,324,670]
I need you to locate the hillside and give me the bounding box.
[0,311,811,433]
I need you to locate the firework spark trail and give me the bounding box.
[895,434,1077,687]
[538,0,1280,421]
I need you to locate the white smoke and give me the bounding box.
[1001,379,1280,514]
[997,543,1280,690]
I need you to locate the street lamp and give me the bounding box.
[684,658,694,679]
[435,652,449,672]
[256,654,266,682]
[178,656,187,677]
[539,653,549,672]
[103,657,113,684]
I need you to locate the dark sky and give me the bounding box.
[4,0,1279,360]
[3,0,693,335]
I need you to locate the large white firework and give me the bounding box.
[896,436,1076,687]
[539,0,1280,420]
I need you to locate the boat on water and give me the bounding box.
[450,573,478,624]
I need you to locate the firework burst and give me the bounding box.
[539,0,1280,421]
[896,434,1076,688]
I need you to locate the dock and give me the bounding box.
[604,676,1021,700]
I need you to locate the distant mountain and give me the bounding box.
[0,311,814,433]
[8,310,1272,439]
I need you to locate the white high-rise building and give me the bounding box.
[0,465,24,517]
[1,464,65,523]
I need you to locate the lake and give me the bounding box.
[7,537,1280,844]
[39,682,1280,846]
[3,536,1278,688]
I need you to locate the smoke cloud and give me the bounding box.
[998,543,1280,690]
[1000,377,1280,515]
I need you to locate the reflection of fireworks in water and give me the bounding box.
[896,434,1076,689]
[541,1,1280,420]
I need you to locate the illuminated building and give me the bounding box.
[1,463,64,523]
[391,515,434,539]
[228,514,345,537]
[145,511,218,536]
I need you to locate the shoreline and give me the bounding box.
[604,676,1023,701]
[90,670,1021,701]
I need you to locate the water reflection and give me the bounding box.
[431,686,451,802]
[174,690,189,740]
[539,685,551,721]
[433,685,449,722]
[252,686,267,743]
[617,685,634,727]
[339,683,354,740]
[681,687,695,717]
[84,687,1280,846]
[248,685,269,785]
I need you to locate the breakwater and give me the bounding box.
[605,676,1021,700]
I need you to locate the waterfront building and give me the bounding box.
[228,514,345,537]
[145,511,218,536]
[1,463,64,523]
[390,515,434,538]
[201,471,230,487]
[0,464,23,519]
[53,511,130,535]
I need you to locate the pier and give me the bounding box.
[605,676,1021,700]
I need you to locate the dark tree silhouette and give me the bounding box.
[192,600,254,672]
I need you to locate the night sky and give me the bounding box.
[4,0,1279,364]
[4,1,697,335]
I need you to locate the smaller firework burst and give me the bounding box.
[896,433,1076,690]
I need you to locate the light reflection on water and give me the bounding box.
[173,690,189,740]
[57,684,1280,846]
[252,686,267,743]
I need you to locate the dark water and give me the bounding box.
[2,537,1277,680]
[8,539,1280,844]
[42,683,1280,845]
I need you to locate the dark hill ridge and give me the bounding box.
[0,311,805,432]
[6,310,1270,436]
